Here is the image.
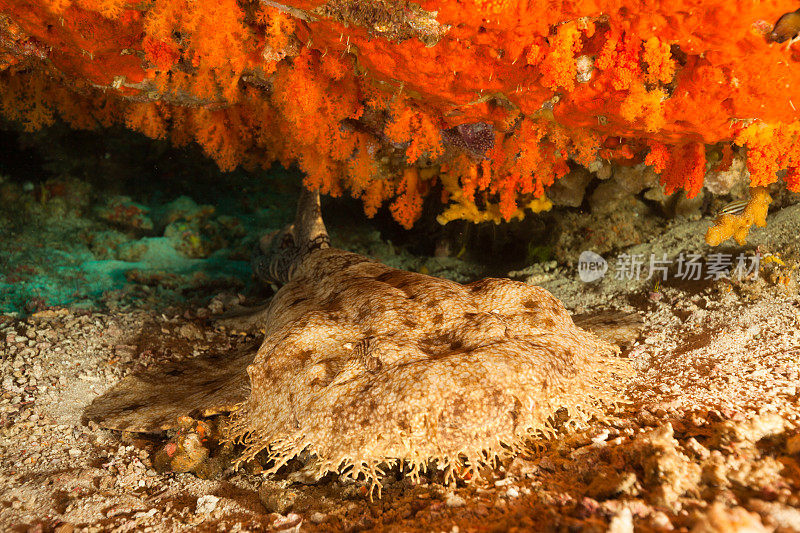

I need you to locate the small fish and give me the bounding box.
[717,198,749,217]
[769,9,800,43]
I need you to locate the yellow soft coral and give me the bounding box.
[438,159,552,225]
[437,192,552,225]
[705,187,771,246]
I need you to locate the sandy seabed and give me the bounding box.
[2,201,800,532]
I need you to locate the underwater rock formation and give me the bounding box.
[1,1,799,241]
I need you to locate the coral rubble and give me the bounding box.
[1,1,799,239]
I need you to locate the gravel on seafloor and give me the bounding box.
[2,274,800,532]
[2,174,800,531]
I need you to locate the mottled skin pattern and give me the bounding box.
[251,187,330,285]
[86,189,630,492]
[225,248,626,489]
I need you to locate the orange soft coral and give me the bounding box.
[647,141,706,199]
[735,122,800,191]
[642,36,675,86]
[256,5,294,51]
[345,132,380,198]
[74,0,128,20]
[142,0,253,102]
[389,168,424,229]
[620,82,666,133]
[539,21,582,92]
[191,107,249,172]
[143,37,180,71]
[3,0,800,232]
[385,99,444,164]
[269,49,364,195]
[0,70,55,131]
[124,102,168,140]
[594,30,641,92]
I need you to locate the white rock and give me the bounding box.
[608,508,634,533]
[195,495,220,514]
[445,492,466,508]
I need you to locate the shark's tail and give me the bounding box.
[252,188,330,286]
